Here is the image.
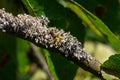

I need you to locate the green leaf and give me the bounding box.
[71,0,120,35]
[59,0,120,52]
[50,52,78,80]
[43,49,59,80]
[102,54,120,78]
[58,0,103,37]
[43,49,78,80]
[16,38,30,75]
[21,0,45,16]
[97,0,120,35]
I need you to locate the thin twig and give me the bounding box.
[0,9,104,79]
[30,43,54,80]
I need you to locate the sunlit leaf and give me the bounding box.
[43,49,59,80]
[16,38,30,75]
[102,54,120,79]
[59,0,120,52]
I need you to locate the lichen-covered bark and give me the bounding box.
[0,9,104,79]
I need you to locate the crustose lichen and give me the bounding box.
[0,9,102,78]
[0,8,94,63]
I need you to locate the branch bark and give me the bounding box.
[0,9,104,79]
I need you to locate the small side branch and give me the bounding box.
[0,9,104,79]
[30,43,54,80]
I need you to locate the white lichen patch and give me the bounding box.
[0,9,94,63]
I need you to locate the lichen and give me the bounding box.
[0,8,94,63]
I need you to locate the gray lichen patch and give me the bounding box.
[0,9,103,78]
[0,8,96,64]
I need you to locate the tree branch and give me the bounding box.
[0,9,104,79]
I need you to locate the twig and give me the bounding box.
[0,9,104,79]
[29,43,54,80]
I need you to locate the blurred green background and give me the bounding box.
[0,0,120,80]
